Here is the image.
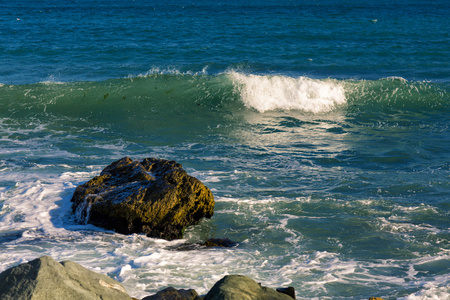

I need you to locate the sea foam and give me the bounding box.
[229,72,347,113]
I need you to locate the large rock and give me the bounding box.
[71,157,215,240]
[204,275,295,300]
[0,256,131,300]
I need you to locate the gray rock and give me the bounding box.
[204,275,294,300]
[0,256,131,300]
[71,157,215,240]
[142,286,201,300]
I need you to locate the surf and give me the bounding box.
[2,72,447,116]
[229,71,347,113]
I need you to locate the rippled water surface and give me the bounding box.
[1,1,449,299]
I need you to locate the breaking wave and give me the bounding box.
[0,71,447,122]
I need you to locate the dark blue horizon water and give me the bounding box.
[1,0,449,84]
[1,1,449,299]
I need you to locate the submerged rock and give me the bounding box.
[201,238,238,248]
[169,238,238,251]
[0,256,131,300]
[203,275,295,300]
[71,157,215,240]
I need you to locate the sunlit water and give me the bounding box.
[1,1,449,299]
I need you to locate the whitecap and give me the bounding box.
[228,72,347,113]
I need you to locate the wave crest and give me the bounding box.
[229,72,347,113]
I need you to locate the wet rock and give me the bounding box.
[142,287,201,300]
[168,238,238,251]
[201,238,237,248]
[71,157,215,240]
[276,287,296,299]
[203,275,294,300]
[0,256,131,300]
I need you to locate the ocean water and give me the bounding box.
[1,1,449,299]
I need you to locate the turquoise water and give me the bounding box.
[1,1,449,299]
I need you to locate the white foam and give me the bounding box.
[1,165,448,299]
[377,217,442,235]
[215,196,296,204]
[0,168,101,233]
[399,287,450,300]
[229,72,347,113]
[383,76,408,82]
[397,255,449,298]
[130,66,210,79]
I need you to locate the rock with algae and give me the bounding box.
[142,287,201,300]
[71,157,215,240]
[203,275,295,300]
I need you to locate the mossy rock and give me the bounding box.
[71,157,215,240]
[204,275,294,300]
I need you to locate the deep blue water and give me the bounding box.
[2,0,449,83]
[1,1,449,299]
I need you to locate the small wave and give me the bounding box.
[1,72,447,122]
[346,78,449,112]
[130,66,211,78]
[229,72,347,113]
[39,80,65,85]
[382,76,408,82]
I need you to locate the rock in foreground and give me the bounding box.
[0,256,131,300]
[71,157,215,240]
[203,275,295,300]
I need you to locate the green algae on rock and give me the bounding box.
[204,275,295,300]
[142,287,201,300]
[71,157,215,240]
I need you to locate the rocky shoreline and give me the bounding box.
[0,256,297,300]
[0,158,386,299]
[0,255,386,300]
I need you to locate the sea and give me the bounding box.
[0,0,449,299]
